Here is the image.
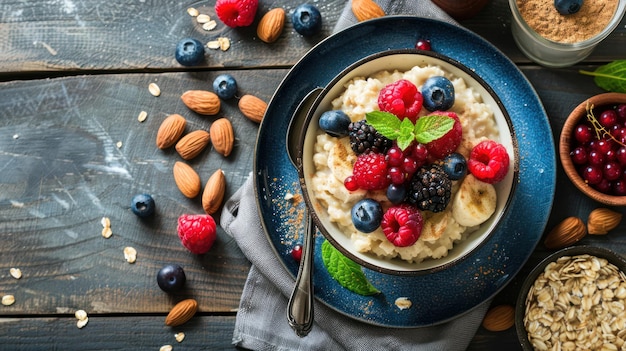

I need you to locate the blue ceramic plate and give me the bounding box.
[254,16,556,328]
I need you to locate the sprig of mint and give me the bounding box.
[321,240,380,296]
[366,111,454,151]
[580,60,626,93]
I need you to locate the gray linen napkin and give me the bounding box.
[221,2,490,350]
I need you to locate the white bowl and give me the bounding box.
[295,49,518,275]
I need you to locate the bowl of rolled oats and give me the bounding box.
[516,245,626,351]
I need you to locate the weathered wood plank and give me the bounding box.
[0,69,289,314]
[0,315,241,350]
[0,0,345,76]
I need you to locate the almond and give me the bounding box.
[156,114,186,149]
[202,169,226,215]
[181,90,220,115]
[587,208,622,235]
[175,130,210,160]
[544,216,587,249]
[351,0,385,22]
[257,8,285,43]
[173,161,201,198]
[165,299,198,327]
[210,118,234,157]
[482,304,514,332]
[239,94,267,123]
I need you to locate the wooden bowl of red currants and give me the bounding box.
[560,92,626,206]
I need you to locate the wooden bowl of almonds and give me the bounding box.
[559,93,626,206]
[515,245,626,351]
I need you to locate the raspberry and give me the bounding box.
[467,140,510,184]
[381,204,423,247]
[177,214,217,254]
[423,111,462,160]
[377,79,423,123]
[215,0,258,28]
[351,153,390,190]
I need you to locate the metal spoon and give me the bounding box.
[285,87,323,337]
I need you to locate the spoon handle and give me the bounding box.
[286,214,315,337]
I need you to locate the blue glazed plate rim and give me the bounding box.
[254,16,556,328]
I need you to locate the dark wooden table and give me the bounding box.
[1,1,625,349]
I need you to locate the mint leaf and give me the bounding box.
[365,111,402,139]
[580,60,626,93]
[414,115,454,144]
[321,240,380,296]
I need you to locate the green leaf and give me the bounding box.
[365,111,402,139]
[414,115,454,144]
[321,240,380,296]
[580,60,626,93]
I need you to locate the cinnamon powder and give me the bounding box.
[516,0,619,43]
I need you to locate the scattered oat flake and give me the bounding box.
[101,227,113,239]
[124,247,137,263]
[160,345,173,351]
[137,110,148,123]
[187,7,199,17]
[9,268,22,279]
[101,217,111,228]
[196,14,211,24]
[2,295,15,306]
[218,37,230,51]
[284,192,294,200]
[394,297,412,310]
[148,83,161,97]
[116,141,123,148]
[75,309,88,320]
[202,20,217,31]
[175,332,185,343]
[76,317,89,329]
[13,134,19,139]
[207,40,220,50]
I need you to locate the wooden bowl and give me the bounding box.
[559,92,626,206]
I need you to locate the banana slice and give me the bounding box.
[451,174,497,227]
[327,137,356,183]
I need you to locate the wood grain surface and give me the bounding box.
[2,0,626,350]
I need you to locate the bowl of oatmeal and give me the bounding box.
[509,0,626,67]
[293,49,518,275]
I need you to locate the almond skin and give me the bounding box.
[257,8,285,43]
[165,299,198,327]
[156,114,186,149]
[202,169,226,215]
[544,216,587,249]
[239,94,267,123]
[482,304,514,332]
[181,90,220,115]
[175,130,210,160]
[351,0,385,22]
[173,161,201,198]
[587,208,622,235]
[210,118,234,157]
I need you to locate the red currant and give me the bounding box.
[587,150,605,166]
[388,167,405,185]
[604,161,622,181]
[344,176,359,191]
[594,178,612,193]
[415,39,431,51]
[582,165,603,185]
[291,245,303,262]
[386,146,404,167]
[617,147,626,165]
[599,110,618,128]
[574,124,593,144]
[570,147,588,165]
[614,179,626,195]
[617,104,626,120]
[402,157,418,174]
[410,143,429,165]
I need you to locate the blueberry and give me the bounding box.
[291,4,322,36]
[554,0,583,14]
[157,264,186,293]
[441,153,467,180]
[386,184,407,204]
[130,194,155,217]
[175,38,205,66]
[351,198,383,233]
[319,110,351,137]
[422,76,455,111]
[212,74,238,100]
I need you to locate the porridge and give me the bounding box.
[310,64,509,263]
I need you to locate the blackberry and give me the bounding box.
[348,120,392,155]
[407,164,452,213]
